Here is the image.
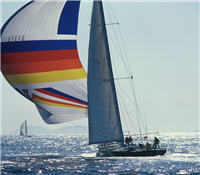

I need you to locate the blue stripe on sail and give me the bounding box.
[58,1,80,35]
[1,40,77,53]
[1,1,34,35]
[43,88,88,105]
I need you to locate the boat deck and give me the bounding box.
[97,143,167,157]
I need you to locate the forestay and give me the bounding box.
[1,0,88,124]
[88,1,124,144]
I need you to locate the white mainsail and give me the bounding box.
[88,1,124,144]
[20,120,27,136]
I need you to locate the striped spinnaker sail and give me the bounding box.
[1,0,88,124]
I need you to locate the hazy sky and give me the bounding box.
[0,0,199,135]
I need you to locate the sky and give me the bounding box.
[0,0,199,135]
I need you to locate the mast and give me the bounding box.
[88,0,124,144]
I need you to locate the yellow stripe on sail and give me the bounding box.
[34,97,87,110]
[5,68,87,85]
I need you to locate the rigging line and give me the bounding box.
[109,36,135,135]
[139,110,148,135]
[108,34,132,135]
[107,21,138,130]
[129,78,143,136]
[105,1,158,136]
[105,0,143,135]
[106,0,143,129]
[143,113,159,133]
[129,132,159,136]
[107,29,127,68]
[130,93,147,134]
[118,91,137,135]
[115,81,149,133]
[145,117,148,137]
[131,84,159,133]
[129,80,150,136]
[105,0,149,135]
[103,16,128,75]
[129,77,157,133]
[137,107,150,134]
[108,4,145,134]
[119,82,147,135]
[109,34,121,79]
[106,0,133,76]
[117,83,137,134]
[114,76,132,80]
[103,20,128,76]
[89,22,119,26]
[116,80,138,108]
[110,43,137,134]
[117,25,134,75]
[104,0,131,75]
[109,37,136,135]
[116,88,131,135]
[106,0,142,124]
[115,79,143,134]
[106,22,119,25]
[109,2,134,74]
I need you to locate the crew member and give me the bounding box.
[153,137,160,148]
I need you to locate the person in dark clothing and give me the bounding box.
[125,137,129,144]
[153,137,160,148]
[125,136,133,146]
[128,136,133,143]
[145,142,151,149]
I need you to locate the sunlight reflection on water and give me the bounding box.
[1,132,200,174]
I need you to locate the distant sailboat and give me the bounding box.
[20,120,31,137]
[20,120,27,136]
[1,0,166,156]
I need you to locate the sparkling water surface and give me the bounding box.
[1,132,199,175]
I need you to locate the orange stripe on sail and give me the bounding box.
[1,49,79,64]
[2,59,83,74]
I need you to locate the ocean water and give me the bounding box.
[1,132,199,175]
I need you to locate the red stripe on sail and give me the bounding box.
[2,59,83,74]
[32,94,88,109]
[35,88,87,106]
[1,49,79,64]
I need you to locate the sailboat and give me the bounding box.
[20,120,27,136]
[1,0,166,156]
[20,120,31,137]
